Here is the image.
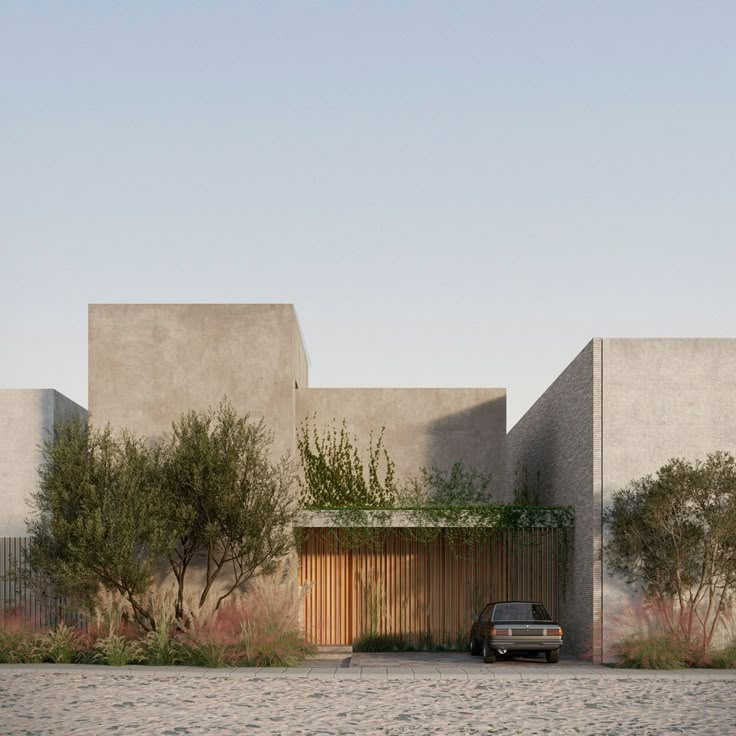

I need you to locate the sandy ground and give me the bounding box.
[1,670,735,735]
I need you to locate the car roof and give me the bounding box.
[487,601,545,605]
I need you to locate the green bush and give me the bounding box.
[353,633,409,652]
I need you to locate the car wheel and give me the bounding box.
[545,648,560,664]
[482,640,496,664]
[469,637,481,656]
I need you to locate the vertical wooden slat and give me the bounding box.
[299,527,560,646]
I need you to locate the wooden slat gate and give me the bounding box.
[299,528,560,646]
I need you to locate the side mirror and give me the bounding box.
[471,614,479,622]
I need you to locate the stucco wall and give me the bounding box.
[296,388,506,497]
[88,304,308,459]
[506,341,599,659]
[601,338,736,657]
[0,389,87,536]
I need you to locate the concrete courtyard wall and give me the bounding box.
[0,389,87,536]
[601,338,736,658]
[296,388,506,496]
[506,341,600,660]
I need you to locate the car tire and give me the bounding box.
[469,637,481,656]
[545,648,560,664]
[482,640,496,664]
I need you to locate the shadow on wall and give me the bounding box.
[425,397,506,502]
[509,411,560,506]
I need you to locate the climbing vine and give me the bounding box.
[295,417,574,595]
[297,415,398,508]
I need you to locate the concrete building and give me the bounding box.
[87,304,519,645]
[88,303,308,459]
[7,306,734,661]
[0,389,87,537]
[507,338,736,662]
[89,304,506,493]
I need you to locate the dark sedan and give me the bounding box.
[469,601,563,663]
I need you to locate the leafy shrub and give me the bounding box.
[605,454,736,654]
[353,633,409,652]
[353,630,468,653]
[402,462,493,506]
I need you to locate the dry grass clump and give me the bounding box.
[613,631,696,669]
[179,564,315,667]
[0,565,315,668]
[609,601,736,669]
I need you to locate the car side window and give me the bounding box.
[480,604,493,623]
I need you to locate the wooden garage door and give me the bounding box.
[299,528,560,646]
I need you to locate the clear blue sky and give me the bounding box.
[1,2,734,427]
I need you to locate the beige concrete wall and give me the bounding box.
[0,389,87,536]
[296,388,506,497]
[506,341,598,659]
[88,304,308,459]
[509,337,736,662]
[601,338,736,658]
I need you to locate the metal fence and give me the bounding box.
[0,537,86,630]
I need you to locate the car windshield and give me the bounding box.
[492,603,552,622]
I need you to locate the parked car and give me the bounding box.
[468,601,563,663]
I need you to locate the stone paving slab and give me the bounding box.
[385,667,416,680]
[279,666,312,678]
[437,668,468,680]
[307,667,336,679]
[1,662,735,681]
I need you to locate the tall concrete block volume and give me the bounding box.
[88,304,309,459]
[600,338,736,658]
[506,341,598,659]
[508,337,736,662]
[0,389,87,536]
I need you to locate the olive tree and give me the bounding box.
[161,401,298,618]
[604,452,736,650]
[28,401,299,630]
[28,417,168,631]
